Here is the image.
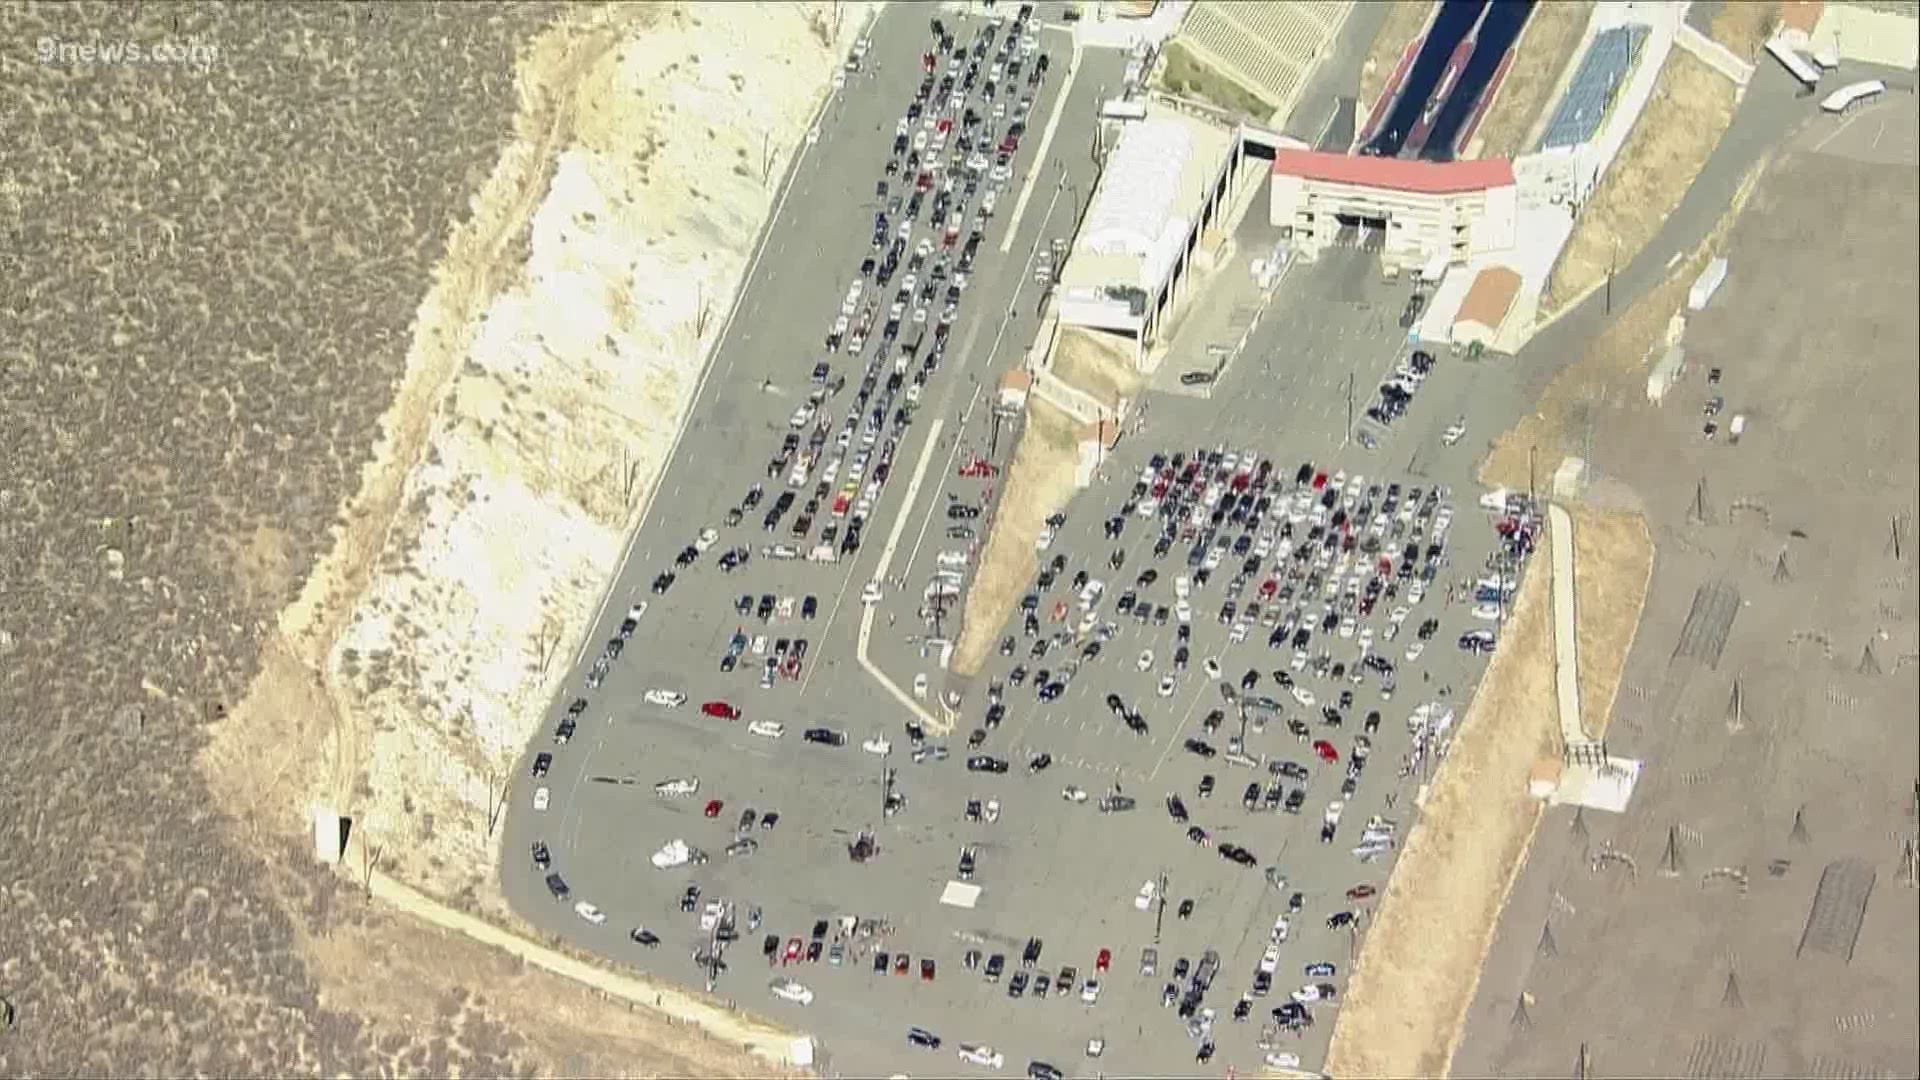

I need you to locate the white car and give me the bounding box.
[1175,599,1192,623]
[748,720,786,739]
[862,736,892,755]
[1404,641,1426,662]
[653,777,699,797]
[644,689,687,708]
[751,634,769,655]
[1291,983,1325,1004]
[1259,945,1281,975]
[1062,786,1088,803]
[1157,674,1177,698]
[1269,915,1291,944]
[574,901,607,925]
[769,978,815,1006]
[1338,616,1358,639]
[1202,657,1221,679]
[1080,978,1102,1004]
[1136,649,1154,672]
[1134,879,1158,911]
[1228,620,1249,645]
[1358,627,1375,652]
[1175,575,1191,600]
[957,1044,1005,1069]
[532,786,551,811]
[861,581,884,605]
[984,798,1001,823]
[1472,602,1504,621]
[1389,605,1411,625]
[1442,419,1467,445]
[1291,686,1316,708]
[625,602,648,621]
[695,527,719,552]
[1266,1052,1302,1070]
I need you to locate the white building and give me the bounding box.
[1268,150,1518,272]
[1055,109,1239,368]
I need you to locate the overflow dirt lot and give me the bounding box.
[0,3,845,1076]
[1452,91,1920,1080]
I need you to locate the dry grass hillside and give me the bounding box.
[0,3,556,1074]
[206,0,862,922]
[0,1,850,1075]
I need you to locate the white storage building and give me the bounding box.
[1647,345,1686,403]
[1688,258,1728,311]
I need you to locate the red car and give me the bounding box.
[921,957,936,981]
[701,701,741,720]
[704,799,724,818]
[894,953,911,975]
[782,937,804,965]
[1312,472,1329,490]
[1346,884,1379,902]
[1313,739,1340,764]
[1095,948,1111,973]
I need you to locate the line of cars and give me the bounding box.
[641,5,1054,704]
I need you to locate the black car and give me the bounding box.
[985,953,1006,982]
[650,571,675,594]
[967,755,1009,774]
[531,841,551,870]
[630,927,661,948]
[1219,843,1257,867]
[907,1027,942,1050]
[531,752,552,778]
[544,872,569,900]
[1021,937,1043,967]
[1183,738,1216,759]
[803,727,847,746]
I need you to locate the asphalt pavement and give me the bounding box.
[502,5,1589,1075]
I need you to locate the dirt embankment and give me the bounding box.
[209,2,862,916]
[1542,48,1737,313]
[1466,1,1594,159]
[953,329,1142,677]
[1358,2,1437,120]
[1325,498,1654,1077]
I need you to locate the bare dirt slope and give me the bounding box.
[1325,498,1653,1078]
[1543,49,1737,313]
[206,2,860,921]
[1358,2,1436,121]
[0,3,561,1075]
[1466,1,1594,159]
[952,397,1086,676]
[0,2,853,1076]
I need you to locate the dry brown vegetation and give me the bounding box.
[1359,2,1436,120]
[1490,162,1764,492]
[0,2,819,1076]
[951,398,1085,676]
[1048,326,1145,412]
[1325,540,1561,1080]
[1708,0,1783,59]
[1467,1,1595,159]
[0,3,572,1073]
[1326,499,1654,1077]
[1543,49,1737,313]
[1569,509,1654,741]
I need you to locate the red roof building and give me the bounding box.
[1268,150,1518,271]
[1271,150,1516,195]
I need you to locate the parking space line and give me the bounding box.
[999,42,1080,254]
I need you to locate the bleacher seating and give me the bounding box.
[1174,1,1353,120]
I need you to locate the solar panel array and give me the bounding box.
[1537,24,1650,151]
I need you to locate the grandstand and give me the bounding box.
[1172,0,1353,121]
[1537,24,1650,151]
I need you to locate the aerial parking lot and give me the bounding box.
[503,6,1548,1078]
